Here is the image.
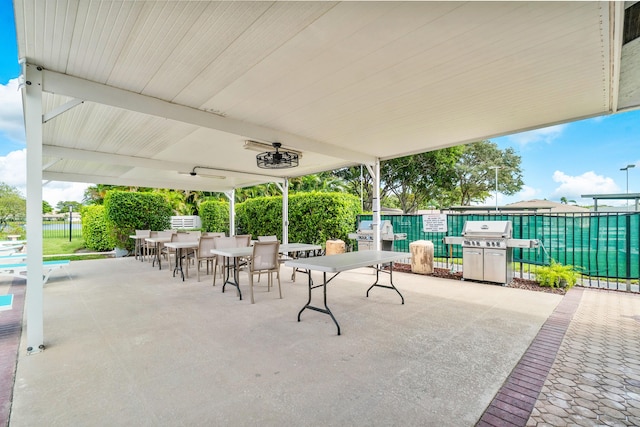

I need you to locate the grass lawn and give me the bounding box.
[43,237,85,255]
[42,237,111,261]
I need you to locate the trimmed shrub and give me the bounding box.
[536,261,580,289]
[199,200,230,234]
[236,192,360,246]
[81,205,115,251]
[104,191,172,251]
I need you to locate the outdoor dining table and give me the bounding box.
[163,241,199,281]
[285,250,408,335]
[210,243,321,300]
[144,237,172,269]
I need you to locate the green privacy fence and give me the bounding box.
[357,212,640,280]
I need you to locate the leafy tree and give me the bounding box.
[289,173,348,193]
[381,148,462,213]
[332,166,374,212]
[0,183,26,230]
[56,201,83,213]
[453,140,524,206]
[42,200,53,214]
[235,183,282,203]
[331,147,463,213]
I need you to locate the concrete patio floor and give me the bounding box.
[4,257,564,426]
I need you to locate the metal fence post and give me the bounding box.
[626,214,631,291]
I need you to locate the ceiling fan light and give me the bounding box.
[256,142,299,169]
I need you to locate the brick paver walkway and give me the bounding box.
[527,288,640,426]
[477,288,584,426]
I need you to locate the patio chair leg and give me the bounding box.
[250,273,255,304]
[277,270,282,299]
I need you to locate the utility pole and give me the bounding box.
[489,166,501,212]
[621,164,635,210]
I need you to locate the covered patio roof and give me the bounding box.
[12,1,640,352]
[13,1,640,192]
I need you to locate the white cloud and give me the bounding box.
[551,170,619,202]
[42,181,90,209]
[514,185,539,201]
[0,78,26,145]
[0,148,26,193]
[484,185,540,206]
[505,124,568,146]
[0,149,89,209]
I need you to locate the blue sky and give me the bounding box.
[0,1,638,208]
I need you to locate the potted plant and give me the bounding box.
[536,261,581,289]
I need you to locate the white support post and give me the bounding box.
[274,180,290,244]
[24,63,45,354]
[282,179,289,244]
[225,190,235,236]
[366,159,382,251]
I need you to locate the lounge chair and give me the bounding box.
[0,260,71,284]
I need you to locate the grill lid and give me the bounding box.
[461,220,512,238]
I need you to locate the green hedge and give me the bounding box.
[236,192,360,246]
[199,200,230,234]
[104,191,172,251]
[81,205,115,251]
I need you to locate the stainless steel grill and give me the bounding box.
[443,220,538,285]
[348,220,407,251]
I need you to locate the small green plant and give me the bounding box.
[536,261,580,289]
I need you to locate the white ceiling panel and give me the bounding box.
[14,0,640,192]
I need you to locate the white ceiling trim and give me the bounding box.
[42,145,286,182]
[610,1,625,113]
[38,66,377,165]
[41,171,233,191]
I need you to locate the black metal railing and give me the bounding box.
[42,220,83,239]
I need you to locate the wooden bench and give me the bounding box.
[0,260,71,284]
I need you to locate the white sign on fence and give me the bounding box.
[422,214,448,233]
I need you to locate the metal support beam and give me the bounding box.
[42,98,83,123]
[42,145,285,182]
[40,67,375,164]
[24,63,45,354]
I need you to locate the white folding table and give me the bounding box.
[163,241,198,281]
[144,237,172,269]
[285,250,409,335]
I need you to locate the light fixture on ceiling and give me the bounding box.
[178,167,226,179]
[256,142,300,169]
